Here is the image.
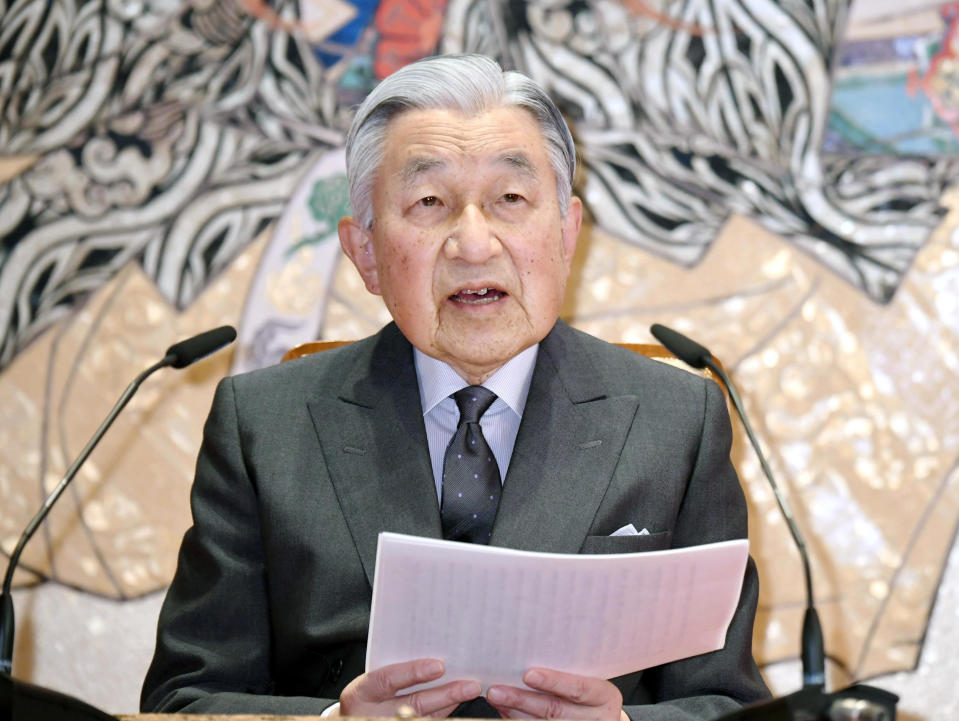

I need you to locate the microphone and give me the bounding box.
[649,324,896,720]
[164,325,237,368]
[650,322,823,688]
[0,325,236,678]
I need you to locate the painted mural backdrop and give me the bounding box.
[1,0,958,715]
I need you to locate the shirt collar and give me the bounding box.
[414,344,539,418]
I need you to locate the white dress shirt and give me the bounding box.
[414,344,539,503]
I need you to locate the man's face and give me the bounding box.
[339,106,582,384]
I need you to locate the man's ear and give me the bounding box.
[338,216,381,295]
[562,196,583,267]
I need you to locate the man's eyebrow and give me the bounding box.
[401,153,539,184]
[403,157,446,182]
[497,152,538,179]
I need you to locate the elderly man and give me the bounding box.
[142,54,769,720]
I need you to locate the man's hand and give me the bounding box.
[486,668,627,721]
[336,658,482,717]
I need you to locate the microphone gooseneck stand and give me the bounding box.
[0,325,236,720]
[649,323,897,721]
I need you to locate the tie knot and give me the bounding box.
[452,385,497,425]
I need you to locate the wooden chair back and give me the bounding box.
[281,340,721,384]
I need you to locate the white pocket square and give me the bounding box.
[611,524,650,536]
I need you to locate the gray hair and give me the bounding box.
[345,54,576,229]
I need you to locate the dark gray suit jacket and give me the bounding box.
[141,321,769,718]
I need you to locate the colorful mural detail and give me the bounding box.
[231,147,352,374]
[827,2,959,155]
[442,0,959,303]
[2,0,957,374]
[374,0,450,78]
[0,0,345,368]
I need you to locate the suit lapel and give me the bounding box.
[307,324,441,587]
[491,322,640,553]
[305,321,640,581]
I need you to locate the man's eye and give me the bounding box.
[420,196,440,207]
[502,193,523,203]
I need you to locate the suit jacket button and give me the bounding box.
[331,658,344,682]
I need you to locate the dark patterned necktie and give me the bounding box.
[441,386,502,544]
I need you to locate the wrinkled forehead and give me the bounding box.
[380,106,551,173]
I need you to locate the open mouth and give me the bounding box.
[449,287,506,305]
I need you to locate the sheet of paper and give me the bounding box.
[366,532,749,691]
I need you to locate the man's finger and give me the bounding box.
[341,659,461,716]
[403,680,484,717]
[487,685,573,720]
[487,669,623,721]
[487,697,538,720]
[361,659,446,700]
[522,668,617,707]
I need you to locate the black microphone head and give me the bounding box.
[650,323,712,369]
[165,325,237,368]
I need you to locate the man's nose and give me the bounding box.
[444,205,503,263]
